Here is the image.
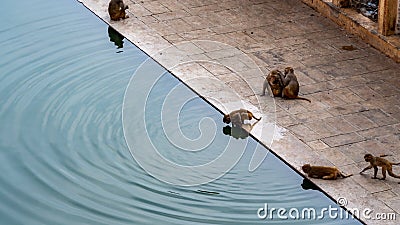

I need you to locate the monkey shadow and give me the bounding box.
[108,26,124,52]
[301,178,322,192]
[222,125,251,140]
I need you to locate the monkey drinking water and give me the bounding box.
[302,164,353,180]
[223,109,261,127]
[360,154,400,183]
[108,0,129,21]
[281,67,311,103]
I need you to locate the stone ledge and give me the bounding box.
[302,0,400,63]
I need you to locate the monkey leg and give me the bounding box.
[360,165,372,174]
[379,167,387,180]
[371,166,378,179]
[322,174,336,180]
[261,80,268,96]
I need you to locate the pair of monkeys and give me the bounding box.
[108,0,129,21]
[303,154,400,183]
[262,67,311,103]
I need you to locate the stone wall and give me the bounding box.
[397,0,400,33]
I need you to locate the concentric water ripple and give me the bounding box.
[0,0,362,225]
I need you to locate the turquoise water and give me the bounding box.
[0,0,363,224]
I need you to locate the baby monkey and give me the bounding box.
[108,0,129,21]
[302,164,353,180]
[223,109,261,127]
[281,67,311,103]
[360,154,400,183]
[261,69,284,97]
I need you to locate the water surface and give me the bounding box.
[0,0,362,224]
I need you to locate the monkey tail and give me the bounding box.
[388,171,400,178]
[295,96,311,103]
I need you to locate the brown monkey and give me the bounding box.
[223,109,261,127]
[360,154,400,182]
[261,69,284,97]
[281,67,311,103]
[302,164,353,180]
[108,0,129,21]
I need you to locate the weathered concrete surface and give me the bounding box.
[303,0,400,62]
[79,0,399,224]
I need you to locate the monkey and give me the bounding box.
[108,0,129,21]
[281,67,311,103]
[223,109,261,127]
[359,154,400,183]
[302,164,353,180]
[261,69,284,97]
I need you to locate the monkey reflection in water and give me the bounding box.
[223,121,260,139]
[301,178,320,191]
[108,26,124,52]
[222,109,261,139]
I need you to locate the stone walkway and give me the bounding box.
[80,0,399,224]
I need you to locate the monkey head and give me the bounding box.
[364,154,373,162]
[267,70,281,83]
[266,70,283,97]
[284,67,294,75]
[223,114,231,124]
[302,164,311,173]
[269,76,280,85]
